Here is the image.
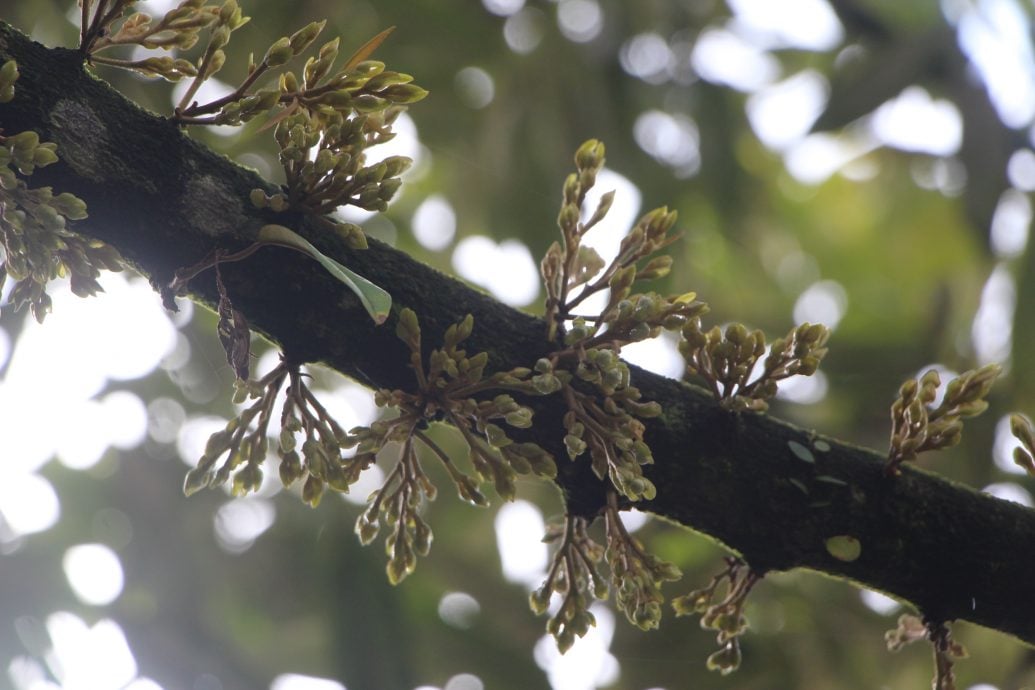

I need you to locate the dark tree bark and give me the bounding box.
[3,22,1035,647]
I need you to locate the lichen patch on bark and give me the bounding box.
[182,173,247,237]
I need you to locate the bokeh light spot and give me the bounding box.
[412,195,458,250]
[860,589,900,615]
[871,86,962,156]
[983,482,1034,507]
[793,280,847,330]
[56,399,112,470]
[910,157,967,197]
[63,543,124,606]
[784,132,877,185]
[101,391,148,450]
[270,674,345,690]
[494,500,547,587]
[971,264,1015,365]
[444,674,483,690]
[340,463,384,506]
[747,70,828,150]
[633,110,700,177]
[534,604,618,690]
[621,333,684,379]
[1007,148,1035,190]
[503,8,545,54]
[691,28,780,91]
[365,112,422,173]
[45,612,137,690]
[159,332,192,372]
[618,509,649,533]
[579,168,642,266]
[557,0,603,43]
[454,67,495,109]
[147,396,187,445]
[438,592,481,630]
[7,656,53,690]
[990,188,1031,258]
[728,0,843,51]
[0,473,60,539]
[452,236,540,306]
[958,0,1035,128]
[177,415,229,467]
[620,33,673,83]
[1,273,175,476]
[214,499,276,554]
[482,0,524,16]
[776,371,828,405]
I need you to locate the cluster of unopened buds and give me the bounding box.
[672,557,759,675]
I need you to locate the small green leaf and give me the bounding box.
[343,26,395,72]
[787,440,815,463]
[258,224,390,323]
[825,535,861,562]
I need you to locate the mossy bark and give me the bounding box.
[3,21,1035,646]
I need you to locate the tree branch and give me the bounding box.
[3,22,1034,646]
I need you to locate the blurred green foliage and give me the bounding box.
[4,1,1035,689]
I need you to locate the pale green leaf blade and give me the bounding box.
[258,224,391,324]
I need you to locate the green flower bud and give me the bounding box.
[268,193,289,212]
[386,548,414,585]
[355,515,380,545]
[50,192,87,220]
[231,463,263,496]
[381,155,413,179]
[183,466,213,496]
[624,320,649,342]
[414,518,433,556]
[264,36,293,67]
[555,628,575,655]
[574,139,605,171]
[278,449,302,486]
[0,60,18,101]
[215,0,238,24]
[378,177,402,202]
[504,407,533,429]
[706,641,741,675]
[28,142,57,169]
[531,373,561,394]
[203,428,233,457]
[378,83,428,104]
[529,586,552,615]
[457,476,487,507]
[557,203,580,231]
[279,70,300,93]
[564,434,587,460]
[314,148,338,174]
[352,94,387,113]
[302,474,324,506]
[287,20,324,54]
[672,589,711,616]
